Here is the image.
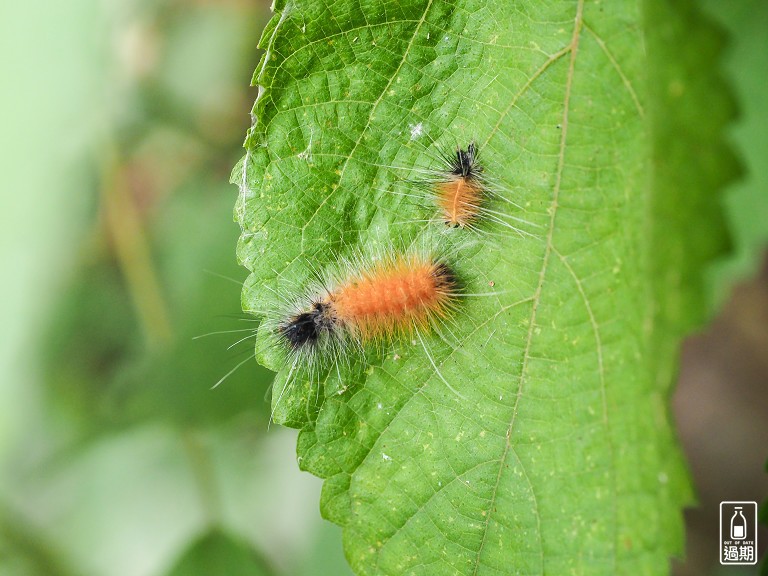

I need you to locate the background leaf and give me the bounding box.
[700,0,768,303]
[165,530,273,576]
[237,0,735,573]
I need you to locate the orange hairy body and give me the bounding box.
[331,256,456,339]
[437,177,484,228]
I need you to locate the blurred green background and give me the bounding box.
[0,1,764,575]
[0,0,353,574]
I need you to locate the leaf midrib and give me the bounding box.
[471,2,590,574]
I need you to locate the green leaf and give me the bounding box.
[235,0,732,573]
[700,0,768,302]
[166,530,273,576]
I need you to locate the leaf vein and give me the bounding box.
[299,0,436,248]
[472,2,585,573]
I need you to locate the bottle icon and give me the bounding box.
[731,506,747,540]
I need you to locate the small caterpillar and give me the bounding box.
[382,135,539,238]
[278,252,458,356]
[261,248,467,421]
[434,142,485,228]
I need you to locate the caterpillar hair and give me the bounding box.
[381,133,540,238]
[435,142,485,228]
[276,251,458,361]
[260,247,469,422]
